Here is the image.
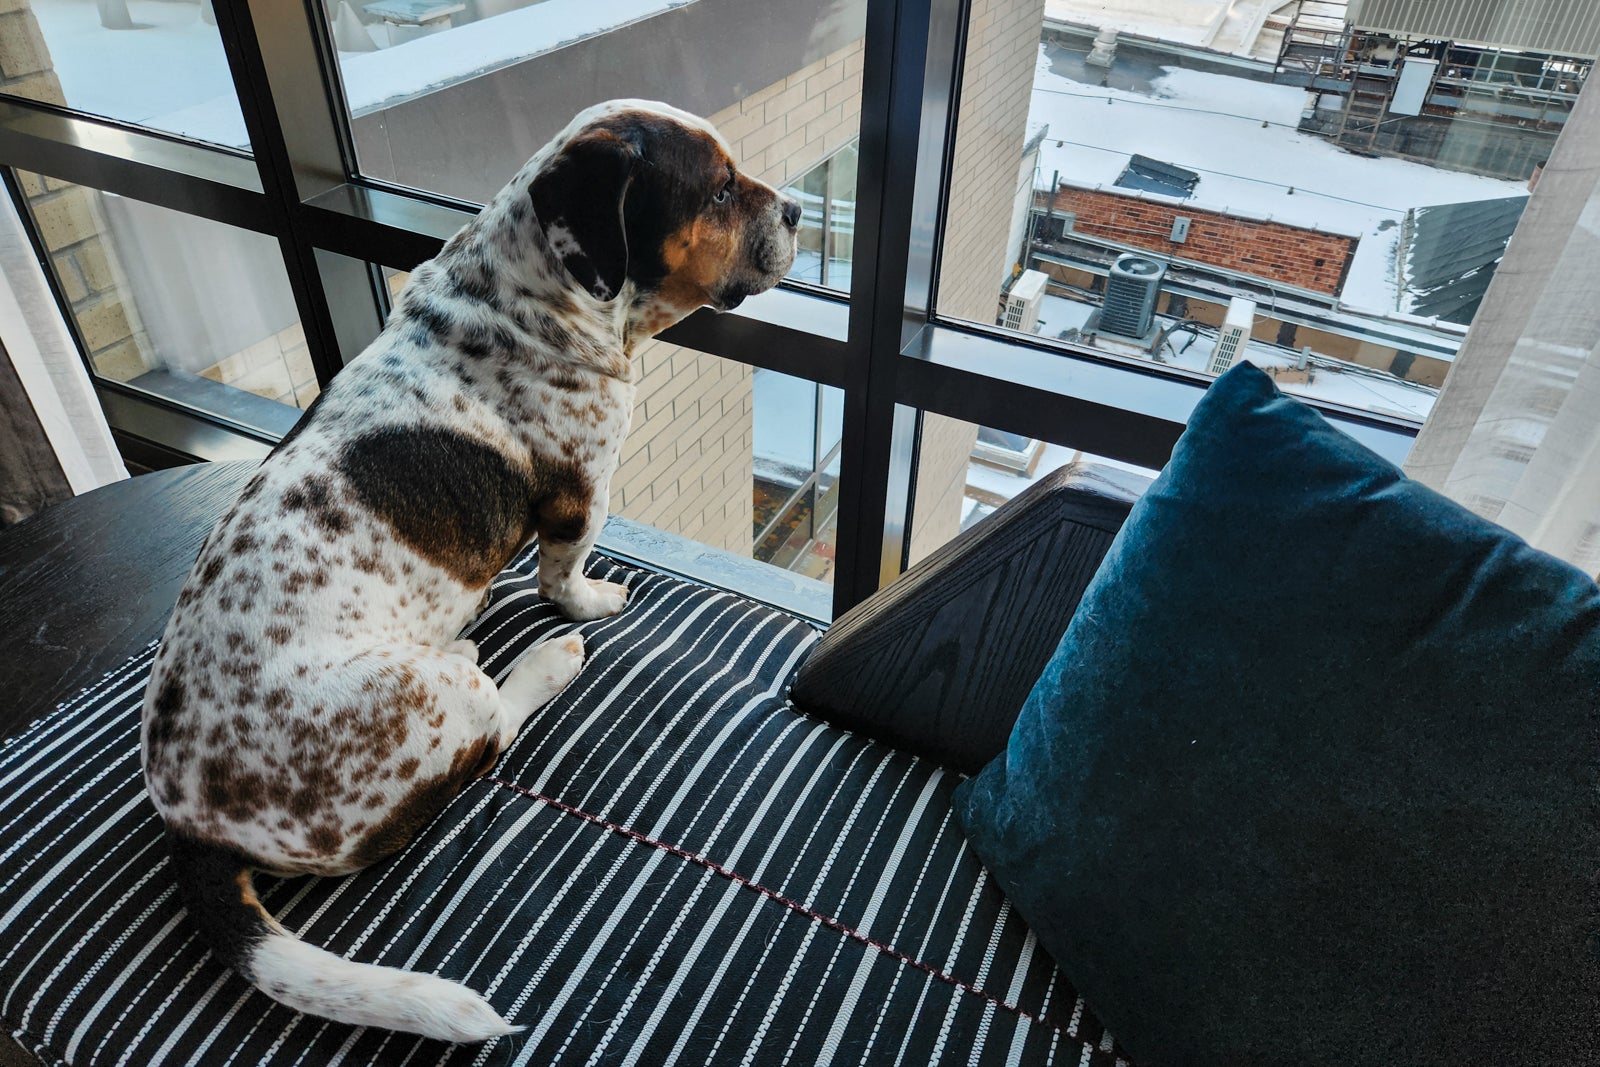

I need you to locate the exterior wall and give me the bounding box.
[938,0,1047,323]
[349,0,868,204]
[1348,0,1600,58]
[908,0,1047,566]
[0,0,62,105]
[613,342,754,556]
[1048,186,1359,295]
[610,40,864,557]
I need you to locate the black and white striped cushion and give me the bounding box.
[0,551,1126,1065]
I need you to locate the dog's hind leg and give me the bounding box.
[494,633,586,745]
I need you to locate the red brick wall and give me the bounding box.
[1047,186,1358,295]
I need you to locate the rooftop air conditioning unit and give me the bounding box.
[1210,296,1255,374]
[1003,269,1049,334]
[1099,254,1166,338]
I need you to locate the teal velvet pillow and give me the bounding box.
[953,363,1599,1066]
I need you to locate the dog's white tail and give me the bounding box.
[167,831,517,1043]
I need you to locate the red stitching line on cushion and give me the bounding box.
[485,775,1065,1035]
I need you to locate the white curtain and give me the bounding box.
[1404,75,1600,576]
[0,192,126,497]
[100,193,298,376]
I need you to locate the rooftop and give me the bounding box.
[1028,38,1529,312]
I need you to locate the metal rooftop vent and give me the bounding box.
[1114,155,1201,198]
[1100,254,1167,338]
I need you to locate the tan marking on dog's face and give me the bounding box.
[656,203,746,311]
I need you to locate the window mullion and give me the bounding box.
[209,0,369,387]
[830,0,966,616]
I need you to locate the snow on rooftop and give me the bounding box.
[1029,46,1528,312]
[1043,0,1229,45]
[337,0,693,116]
[31,0,693,151]
[31,0,246,147]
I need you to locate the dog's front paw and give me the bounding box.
[553,578,629,621]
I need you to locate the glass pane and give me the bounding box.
[938,3,1586,424]
[902,407,1158,570]
[1,0,249,149]
[323,0,866,218]
[782,140,857,291]
[622,342,840,588]
[751,370,841,581]
[19,170,309,436]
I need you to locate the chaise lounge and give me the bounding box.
[3,364,1593,1066]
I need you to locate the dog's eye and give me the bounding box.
[711,180,734,206]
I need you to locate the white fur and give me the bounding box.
[140,99,798,1044]
[250,934,518,1043]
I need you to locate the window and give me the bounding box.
[940,1,1575,432]
[319,0,867,209]
[782,142,857,291]
[752,370,844,578]
[14,170,308,437]
[0,0,247,148]
[0,0,1422,619]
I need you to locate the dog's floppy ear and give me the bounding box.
[530,128,639,301]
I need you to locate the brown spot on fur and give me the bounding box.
[347,738,497,867]
[336,426,589,588]
[307,823,343,855]
[200,757,269,822]
[265,625,291,645]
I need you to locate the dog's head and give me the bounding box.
[528,100,800,325]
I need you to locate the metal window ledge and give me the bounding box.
[900,322,1419,469]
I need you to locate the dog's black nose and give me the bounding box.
[781,198,801,230]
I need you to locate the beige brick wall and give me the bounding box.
[909,0,1046,565]
[609,40,864,557]
[939,0,1046,324]
[612,342,754,556]
[16,171,152,382]
[710,39,864,188]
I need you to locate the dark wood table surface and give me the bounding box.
[0,461,256,741]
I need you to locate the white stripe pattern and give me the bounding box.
[0,550,1118,1066]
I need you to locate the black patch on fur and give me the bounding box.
[405,301,454,347]
[446,261,499,308]
[458,324,495,361]
[530,123,646,300]
[282,475,353,535]
[335,426,585,587]
[148,676,187,748]
[164,831,273,979]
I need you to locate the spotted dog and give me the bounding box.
[139,100,800,1043]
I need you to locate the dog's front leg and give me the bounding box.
[537,477,628,621]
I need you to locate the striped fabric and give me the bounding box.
[0,550,1127,1065]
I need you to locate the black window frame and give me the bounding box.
[0,0,1419,620]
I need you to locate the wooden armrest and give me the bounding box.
[790,461,1150,772]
